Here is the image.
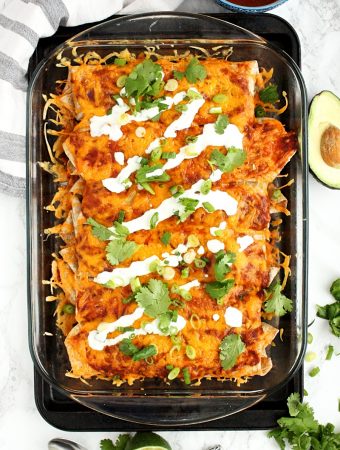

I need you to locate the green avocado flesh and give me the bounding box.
[309,90,340,189]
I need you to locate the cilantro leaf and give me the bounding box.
[219,333,245,370]
[264,282,293,316]
[210,147,246,173]
[173,70,185,80]
[119,339,139,356]
[259,84,279,103]
[100,435,131,450]
[125,59,164,101]
[214,251,236,282]
[205,279,234,301]
[214,114,229,134]
[135,279,171,318]
[135,164,170,184]
[184,57,207,83]
[176,197,199,222]
[87,218,114,241]
[106,239,138,266]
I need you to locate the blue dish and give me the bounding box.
[215,0,288,13]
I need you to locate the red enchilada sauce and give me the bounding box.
[228,0,276,5]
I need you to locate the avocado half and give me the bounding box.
[309,90,340,189]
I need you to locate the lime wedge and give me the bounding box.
[125,432,172,450]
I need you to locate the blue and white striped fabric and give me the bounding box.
[0,0,184,196]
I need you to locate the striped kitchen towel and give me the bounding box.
[0,0,184,197]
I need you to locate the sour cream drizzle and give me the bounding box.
[88,306,187,351]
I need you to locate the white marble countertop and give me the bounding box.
[0,0,340,449]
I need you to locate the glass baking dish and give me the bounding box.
[27,12,308,425]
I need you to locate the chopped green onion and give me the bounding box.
[185,135,198,144]
[175,104,188,113]
[130,277,141,293]
[62,304,75,314]
[117,210,125,224]
[166,364,174,370]
[309,367,320,377]
[307,332,313,344]
[185,345,196,360]
[203,202,215,213]
[168,367,180,380]
[151,146,162,162]
[162,152,176,159]
[303,389,308,396]
[213,93,227,104]
[189,313,201,329]
[116,75,127,88]
[181,267,190,278]
[255,105,266,118]
[150,212,159,229]
[169,184,184,198]
[200,179,212,195]
[183,367,191,385]
[194,258,206,268]
[209,106,222,115]
[326,345,334,360]
[132,345,157,361]
[305,351,317,362]
[114,58,127,66]
[161,231,171,246]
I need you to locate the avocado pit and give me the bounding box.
[320,125,340,168]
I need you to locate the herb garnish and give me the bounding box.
[136,164,170,185]
[100,434,130,450]
[106,239,138,266]
[259,84,279,104]
[160,231,171,246]
[205,279,234,304]
[174,57,207,84]
[135,279,171,318]
[214,114,229,134]
[214,251,236,282]
[264,282,293,316]
[268,393,340,449]
[210,147,246,173]
[219,333,245,370]
[317,278,340,337]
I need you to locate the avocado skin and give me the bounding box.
[308,90,340,190]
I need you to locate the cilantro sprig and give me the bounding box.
[219,333,245,370]
[214,250,236,282]
[100,435,130,450]
[259,84,279,104]
[205,279,234,304]
[210,147,246,173]
[264,282,293,317]
[268,393,340,449]
[106,239,138,266]
[317,278,340,337]
[214,114,229,134]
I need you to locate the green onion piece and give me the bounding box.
[175,104,188,113]
[114,58,127,66]
[162,152,176,159]
[203,202,215,213]
[166,364,174,370]
[62,304,75,314]
[194,258,206,268]
[151,146,162,162]
[213,93,227,104]
[161,231,171,246]
[255,105,266,118]
[132,345,158,361]
[130,277,141,293]
[181,267,189,278]
[116,75,127,88]
[140,157,148,166]
[117,210,125,224]
[168,367,180,380]
[200,179,212,195]
[169,184,185,198]
[309,367,320,377]
[122,294,135,304]
[140,182,155,195]
[185,345,196,360]
[183,367,191,385]
[326,344,334,360]
[307,332,313,344]
[190,313,201,329]
[303,389,308,397]
[338,399,340,412]
[209,106,222,115]
[185,135,198,144]
[150,212,159,229]
[305,351,317,362]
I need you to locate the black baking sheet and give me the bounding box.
[29,12,303,431]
